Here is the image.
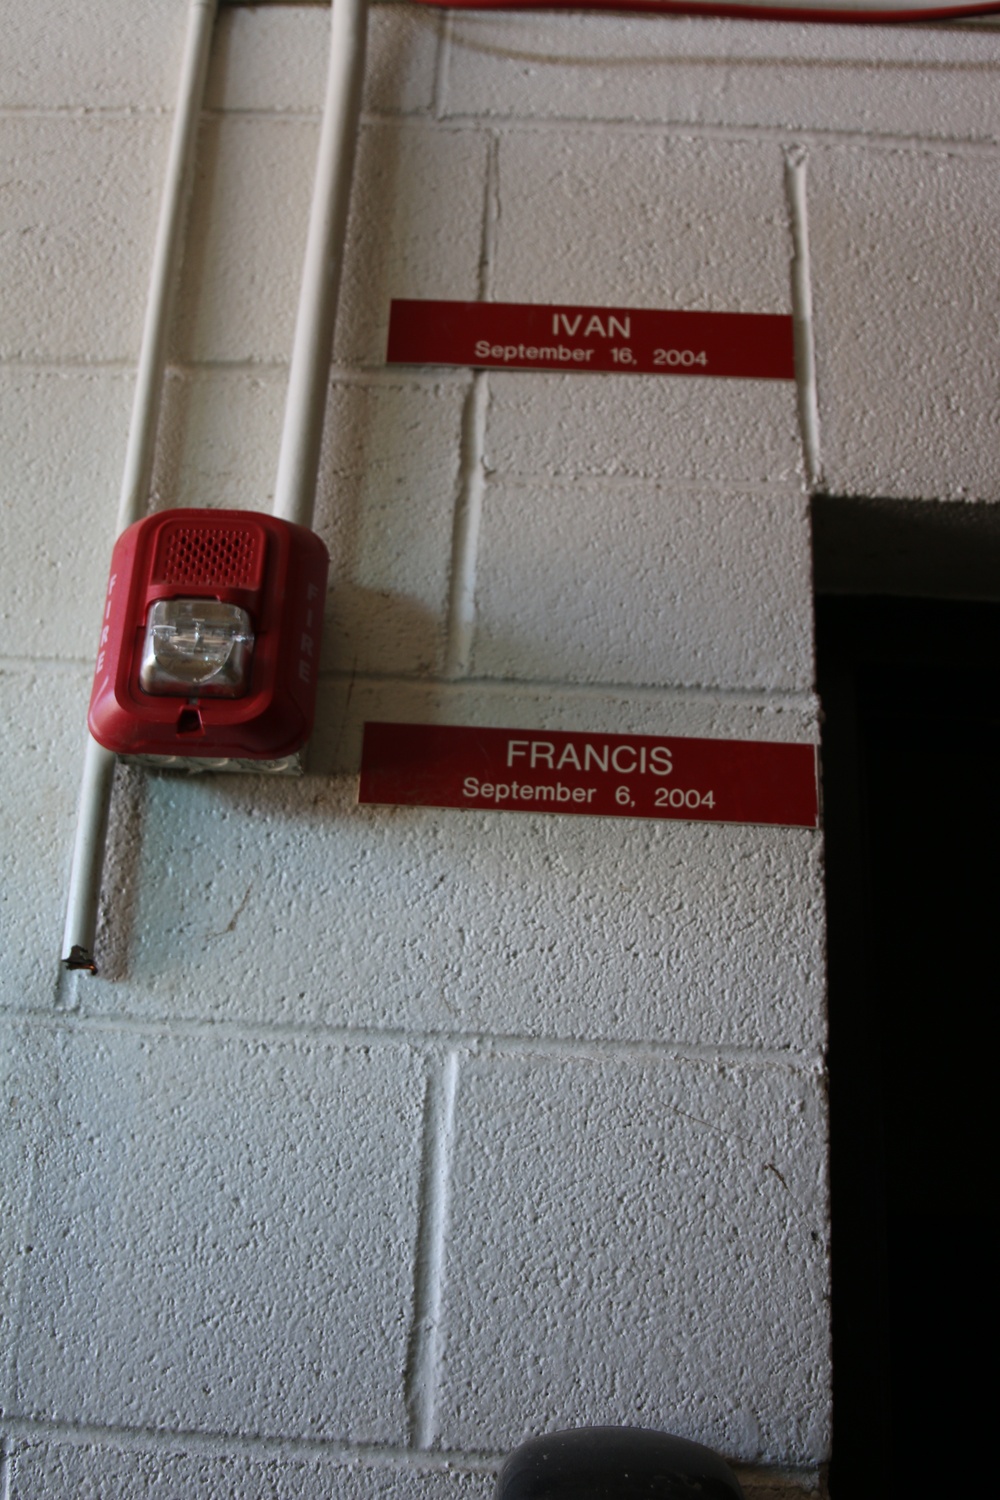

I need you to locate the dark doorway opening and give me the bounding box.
[814,498,999,1497]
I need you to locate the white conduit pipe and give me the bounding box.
[272,0,368,528]
[62,0,218,971]
[63,0,368,970]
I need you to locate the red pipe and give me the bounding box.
[408,0,999,21]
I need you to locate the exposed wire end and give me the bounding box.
[64,946,98,974]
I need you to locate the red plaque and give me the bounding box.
[359,722,818,828]
[387,300,794,380]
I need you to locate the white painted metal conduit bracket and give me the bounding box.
[62,0,369,971]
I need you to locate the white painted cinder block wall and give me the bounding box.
[2,2,998,1494]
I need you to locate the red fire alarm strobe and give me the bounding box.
[88,508,329,766]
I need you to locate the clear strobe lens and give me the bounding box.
[140,599,254,697]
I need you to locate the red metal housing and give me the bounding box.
[88,508,329,761]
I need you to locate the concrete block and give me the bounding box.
[85,725,824,1057]
[314,376,467,678]
[335,124,490,369]
[152,368,465,677]
[173,121,488,368]
[491,133,791,313]
[0,116,167,364]
[443,13,1000,139]
[206,3,442,118]
[3,1435,821,1499]
[4,1025,425,1442]
[471,479,813,692]
[152,366,288,514]
[483,372,802,488]
[3,0,185,110]
[6,1439,494,1500]
[0,368,133,661]
[170,115,315,367]
[809,145,1000,502]
[0,667,93,1013]
[0,1024,38,1390]
[364,5,445,118]
[436,1054,830,1465]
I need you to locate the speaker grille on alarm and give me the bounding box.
[156,526,259,588]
